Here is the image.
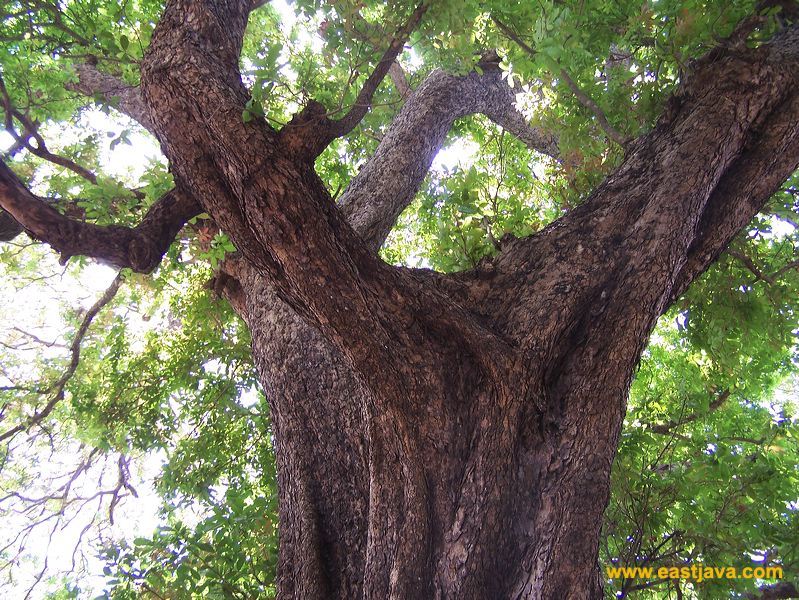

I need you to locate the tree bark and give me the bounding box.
[136,5,799,597]
[227,36,798,599]
[3,1,798,598]
[194,28,799,600]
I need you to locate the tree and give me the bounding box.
[1,0,798,598]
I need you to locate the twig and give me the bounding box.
[647,390,730,434]
[492,16,630,147]
[728,249,775,284]
[281,2,428,156]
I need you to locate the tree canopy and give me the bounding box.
[0,0,798,598]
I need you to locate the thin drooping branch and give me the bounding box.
[0,274,122,444]
[1,75,95,183]
[0,161,200,272]
[66,63,154,133]
[492,15,630,147]
[340,63,558,251]
[1,74,146,200]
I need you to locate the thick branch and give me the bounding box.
[471,23,799,429]
[340,64,558,251]
[669,87,799,302]
[142,0,517,410]
[0,161,199,272]
[66,64,154,133]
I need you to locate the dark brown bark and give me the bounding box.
[4,1,799,598]
[229,34,798,599]
[0,162,199,271]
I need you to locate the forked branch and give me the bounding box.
[340,65,558,251]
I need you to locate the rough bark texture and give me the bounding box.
[3,2,799,598]
[67,63,155,133]
[0,162,199,271]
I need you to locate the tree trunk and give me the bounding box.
[207,47,799,600]
[4,1,798,597]
[136,7,798,598]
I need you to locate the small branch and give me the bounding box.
[728,249,776,284]
[329,2,427,137]
[279,2,428,157]
[492,15,630,147]
[557,69,630,146]
[10,327,67,348]
[0,274,122,444]
[1,75,95,182]
[771,258,799,279]
[339,9,415,101]
[647,390,730,434]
